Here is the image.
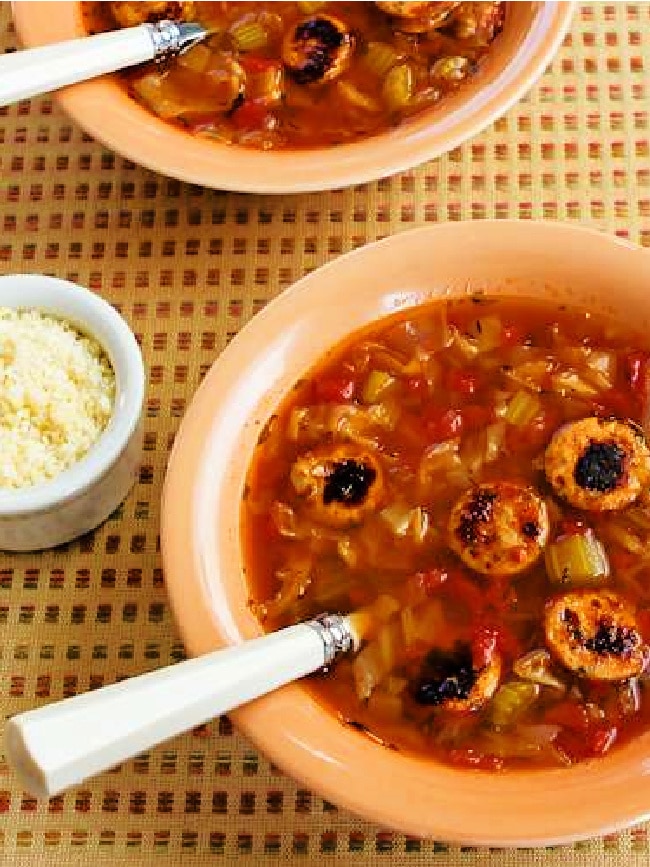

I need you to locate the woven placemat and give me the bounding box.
[2,2,650,864]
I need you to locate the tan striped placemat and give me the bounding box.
[2,2,650,863]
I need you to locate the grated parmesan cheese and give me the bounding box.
[0,307,116,489]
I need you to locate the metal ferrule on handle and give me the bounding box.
[5,615,356,799]
[0,21,207,108]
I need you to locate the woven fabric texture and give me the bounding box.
[2,2,650,864]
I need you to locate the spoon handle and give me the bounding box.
[0,21,206,108]
[5,616,355,799]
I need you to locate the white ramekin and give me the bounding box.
[0,274,145,551]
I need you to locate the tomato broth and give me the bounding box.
[243,296,650,770]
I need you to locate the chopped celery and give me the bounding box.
[364,41,401,77]
[383,63,414,111]
[178,44,212,73]
[488,681,539,728]
[430,56,470,82]
[504,390,541,426]
[544,530,610,585]
[230,20,268,51]
[337,81,381,113]
[363,370,397,403]
[513,649,567,691]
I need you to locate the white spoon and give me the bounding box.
[5,614,359,799]
[0,20,207,107]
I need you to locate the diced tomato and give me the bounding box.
[592,388,637,419]
[231,99,269,130]
[444,574,485,616]
[424,407,464,441]
[445,369,480,396]
[448,748,504,771]
[415,567,449,595]
[471,626,498,667]
[637,608,650,639]
[554,723,617,763]
[313,375,356,403]
[552,729,588,764]
[557,515,589,537]
[609,548,638,574]
[626,351,650,393]
[588,724,617,756]
[544,700,590,734]
[502,323,524,346]
[240,55,279,74]
[405,375,426,395]
[461,404,491,431]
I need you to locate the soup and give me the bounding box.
[82,2,505,149]
[242,296,650,770]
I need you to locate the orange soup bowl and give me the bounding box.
[161,221,650,846]
[12,3,573,193]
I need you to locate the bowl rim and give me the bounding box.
[161,220,650,846]
[11,2,575,193]
[0,275,145,515]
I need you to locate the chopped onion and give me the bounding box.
[550,370,599,397]
[379,504,429,542]
[271,501,306,539]
[353,617,403,699]
[418,439,462,492]
[504,360,551,392]
[469,316,502,353]
[545,530,610,586]
[485,422,506,462]
[449,327,480,361]
[513,649,567,691]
